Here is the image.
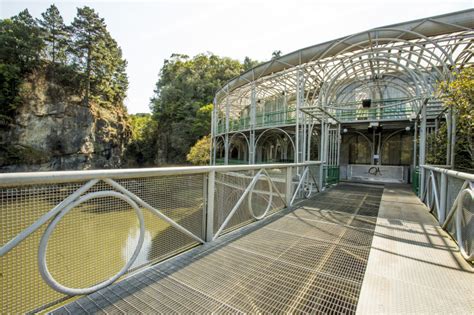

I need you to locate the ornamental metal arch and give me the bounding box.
[317,54,441,107]
[379,128,411,165]
[228,132,250,162]
[255,127,296,155]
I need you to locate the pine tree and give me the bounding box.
[8,9,44,72]
[38,4,69,64]
[12,9,37,27]
[0,9,44,118]
[69,6,128,106]
[70,6,107,105]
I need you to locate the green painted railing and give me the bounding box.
[255,108,296,128]
[216,109,296,134]
[324,166,340,185]
[216,101,415,134]
[333,105,414,122]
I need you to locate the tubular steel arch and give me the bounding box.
[255,128,296,155]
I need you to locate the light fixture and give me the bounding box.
[343,128,348,133]
[405,126,411,131]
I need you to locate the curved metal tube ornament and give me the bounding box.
[456,188,473,261]
[248,173,273,220]
[38,191,145,295]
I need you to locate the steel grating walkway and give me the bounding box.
[52,184,384,314]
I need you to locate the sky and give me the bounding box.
[1,0,472,114]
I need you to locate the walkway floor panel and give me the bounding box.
[357,184,474,314]
[52,184,382,314]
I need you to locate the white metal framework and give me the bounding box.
[211,10,473,185]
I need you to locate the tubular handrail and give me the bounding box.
[421,164,474,181]
[326,97,420,110]
[0,161,321,187]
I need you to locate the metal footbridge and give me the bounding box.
[0,162,473,314]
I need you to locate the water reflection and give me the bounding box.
[122,226,152,269]
[148,209,203,262]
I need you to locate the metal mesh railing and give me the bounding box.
[420,165,473,262]
[213,167,287,236]
[0,174,205,314]
[0,162,321,313]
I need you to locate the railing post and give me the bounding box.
[419,100,427,197]
[206,170,215,242]
[439,172,447,223]
[286,165,293,207]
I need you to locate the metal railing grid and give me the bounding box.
[1,181,88,313]
[0,162,320,313]
[0,175,206,314]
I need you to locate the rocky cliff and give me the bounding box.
[0,72,131,172]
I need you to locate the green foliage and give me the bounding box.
[426,124,447,165]
[124,113,158,166]
[0,6,129,120]
[272,50,282,59]
[192,103,213,137]
[243,56,260,71]
[130,113,153,141]
[8,10,44,71]
[0,63,22,118]
[0,10,44,118]
[150,53,243,163]
[38,4,69,64]
[428,67,474,171]
[187,135,211,165]
[69,6,128,106]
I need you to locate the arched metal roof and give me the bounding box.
[216,9,474,101]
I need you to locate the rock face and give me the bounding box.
[0,72,131,172]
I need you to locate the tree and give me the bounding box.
[12,9,37,27]
[4,9,44,72]
[187,135,211,165]
[69,6,128,107]
[243,56,260,72]
[69,6,106,105]
[272,50,282,59]
[150,53,243,163]
[38,4,69,64]
[427,67,473,171]
[191,103,213,137]
[0,10,44,119]
[124,113,158,166]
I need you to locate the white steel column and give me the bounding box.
[295,69,301,164]
[206,170,215,241]
[337,124,341,167]
[286,165,293,206]
[419,99,427,197]
[210,98,217,165]
[224,95,230,165]
[450,111,456,168]
[413,119,418,170]
[446,109,452,166]
[250,84,256,164]
[319,114,326,189]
